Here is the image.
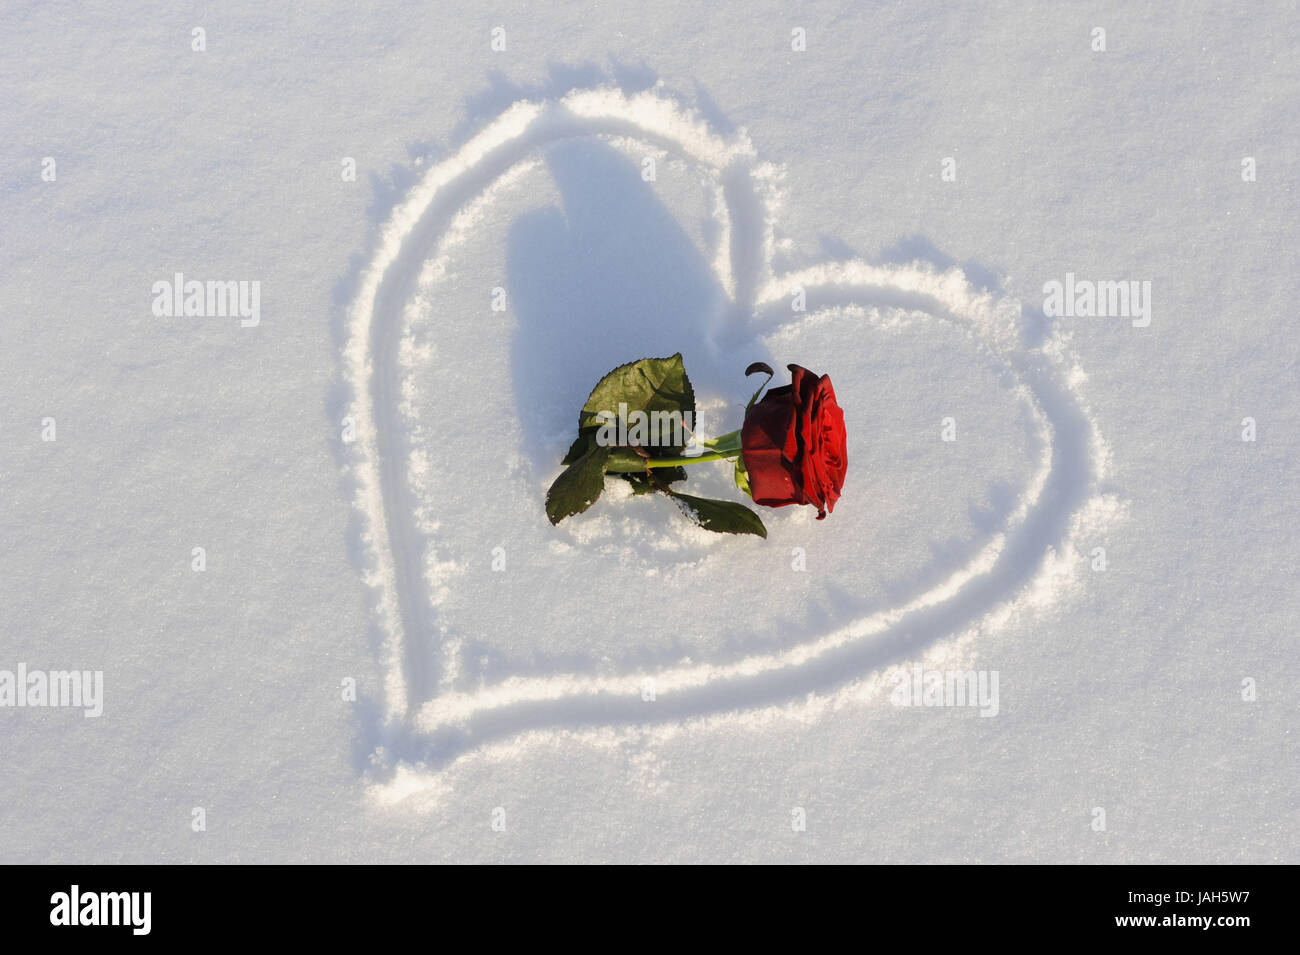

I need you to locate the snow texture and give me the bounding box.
[1,2,1295,862]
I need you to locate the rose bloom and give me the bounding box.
[740,364,847,519]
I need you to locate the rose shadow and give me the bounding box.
[506,136,764,471]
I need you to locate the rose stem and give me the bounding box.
[605,448,742,472]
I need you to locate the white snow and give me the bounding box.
[1,2,1295,862]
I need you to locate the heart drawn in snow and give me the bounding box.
[340,87,1113,796]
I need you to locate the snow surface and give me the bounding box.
[1,2,1296,863]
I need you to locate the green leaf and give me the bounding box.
[619,466,687,495]
[733,455,753,498]
[621,474,658,495]
[561,432,593,465]
[631,467,687,488]
[667,491,767,538]
[604,447,647,472]
[577,354,696,454]
[657,466,688,486]
[546,445,612,525]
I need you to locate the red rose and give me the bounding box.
[741,364,847,519]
